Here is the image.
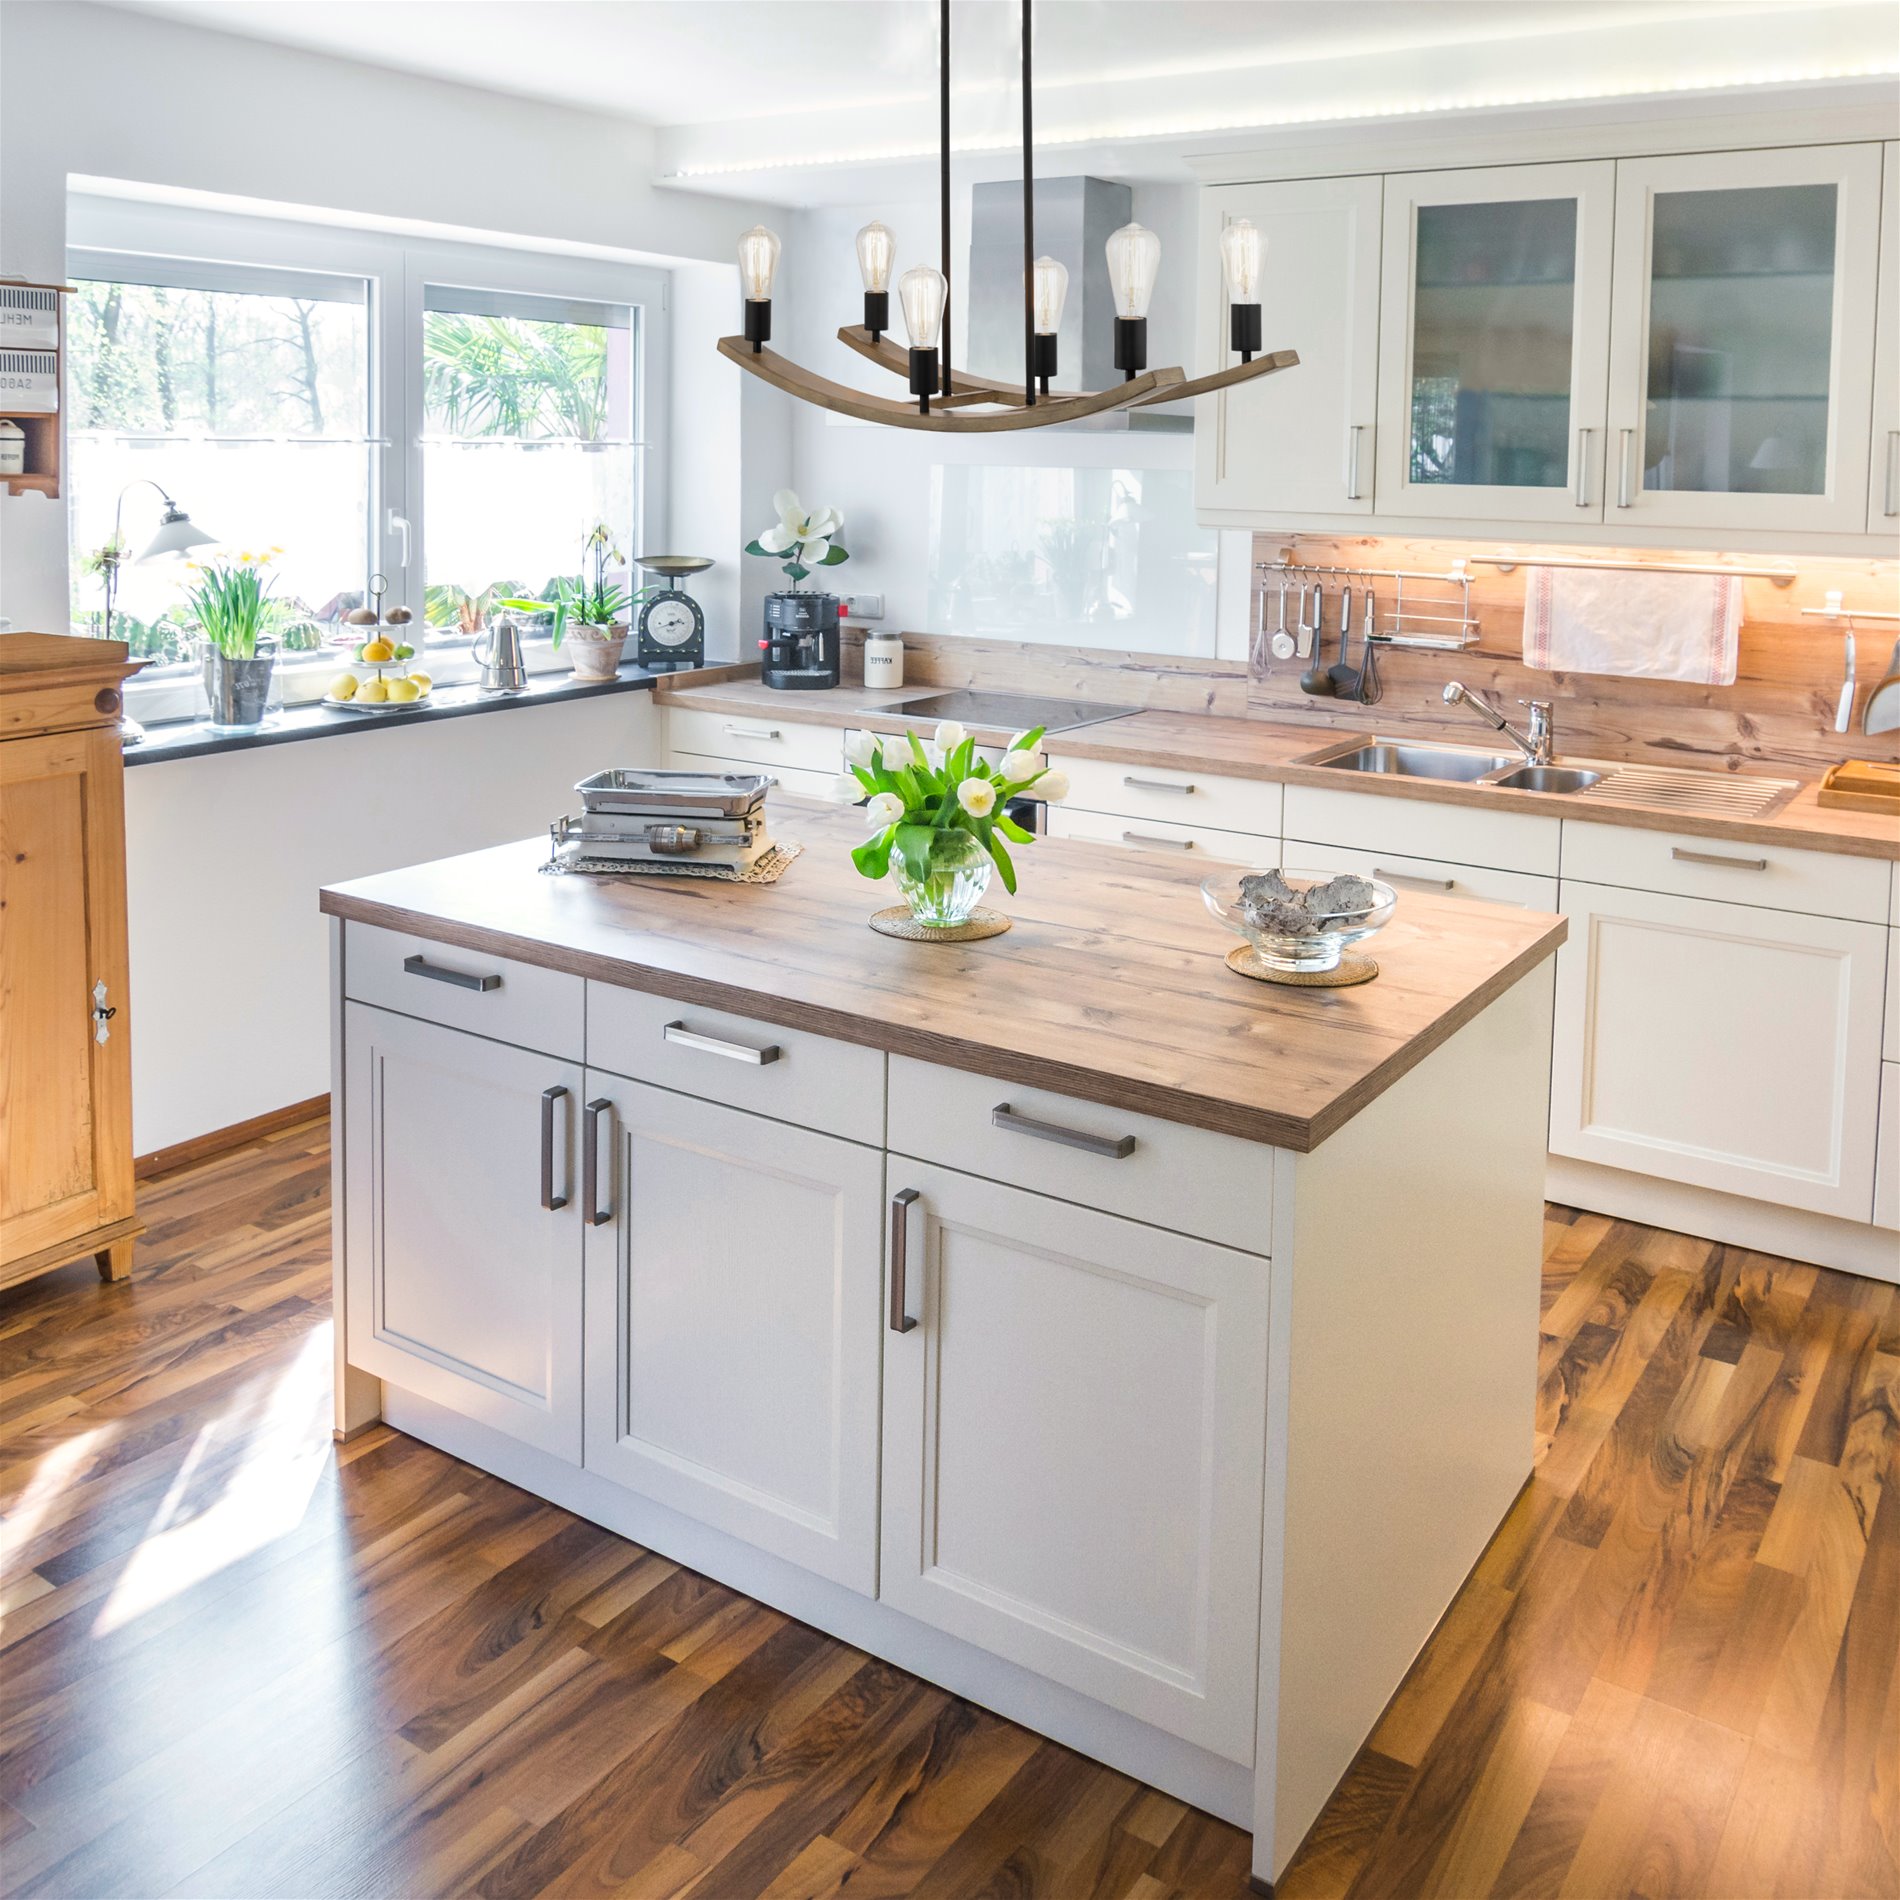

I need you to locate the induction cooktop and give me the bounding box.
[859,689,1136,734]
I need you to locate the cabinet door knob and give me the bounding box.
[540,1086,568,1211]
[582,1098,614,1226]
[888,1188,920,1334]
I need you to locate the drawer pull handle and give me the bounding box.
[1671,847,1768,871]
[1374,865,1454,892]
[1574,426,1594,508]
[582,1097,613,1226]
[1123,775,1196,795]
[889,1188,919,1334]
[404,953,500,992]
[1122,829,1193,850]
[722,723,782,741]
[540,1085,568,1211]
[663,1020,782,1065]
[1616,427,1636,509]
[991,1103,1136,1159]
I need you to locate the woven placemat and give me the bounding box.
[541,840,803,883]
[1226,943,1378,987]
[869,905,1012,943]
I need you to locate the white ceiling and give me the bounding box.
[100,1,1900,205]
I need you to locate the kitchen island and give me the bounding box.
[321,795,1566,1891]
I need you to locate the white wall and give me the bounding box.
[123,692,660,1154]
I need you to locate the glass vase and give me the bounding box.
[890,828,992,929]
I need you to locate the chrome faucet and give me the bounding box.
[1442,682,1554,764]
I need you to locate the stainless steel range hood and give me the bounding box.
[965,176,1189,433]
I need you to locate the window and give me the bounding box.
[420,286,640,644]
[65,255,373,671]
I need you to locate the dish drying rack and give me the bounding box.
[1259,557,1480,650]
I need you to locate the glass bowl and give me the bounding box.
[1201,867,1397,974]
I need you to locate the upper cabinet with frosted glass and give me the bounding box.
[1374,163,1616,524]
[1605,145,1883,536]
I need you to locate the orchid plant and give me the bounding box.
[840,720,1070,895]
[745,489,849,589]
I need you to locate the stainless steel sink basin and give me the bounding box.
[1491,764,1606,794]
[1299,738,1518,782]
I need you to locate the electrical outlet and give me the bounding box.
[847,593,885,620]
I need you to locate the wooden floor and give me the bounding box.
[0,1124,1893,1900]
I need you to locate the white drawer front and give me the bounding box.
[587,984,885,1146]
[1056,753,1283,836]
[1047,804,1276,868]
[1283,783,1559,876]
[1560,820,1890,923]
[669,706,843,772]
[1283,838,1557,912]
[668,749,847,803]
[887,1054,1272,1253]
[345,921,582,1060]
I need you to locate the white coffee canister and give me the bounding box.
[0,419,24,478]
[863,629,904,690]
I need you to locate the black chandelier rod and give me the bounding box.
[940,0,952,399]
[1022,0,1034,406]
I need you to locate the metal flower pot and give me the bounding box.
[202,647,277,731]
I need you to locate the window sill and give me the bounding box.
[123,660,669,766]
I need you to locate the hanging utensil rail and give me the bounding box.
[1259,557,1480,650]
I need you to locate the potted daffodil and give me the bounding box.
[746,490,849,680]
[840,720,1070,931]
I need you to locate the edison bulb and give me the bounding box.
[1105,222,1161,320]
[1219,218,1264,303]
[899,266,947,348]
[856,221,896,294]
[1031,255,1068,335]
[737,225,780,301]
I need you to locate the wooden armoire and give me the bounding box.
[1,633,144,1290]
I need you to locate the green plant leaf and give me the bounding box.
[994,812,1034,844]
[986,831,1017,894]
[852,829,894,879]
[743,539,771,556]
[817,544,849,565]
[893,822,935,886]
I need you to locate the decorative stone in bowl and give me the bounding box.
[1202,866,1397,974]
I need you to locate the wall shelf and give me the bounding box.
[0,279,69,499]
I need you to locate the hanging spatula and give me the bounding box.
[1864,638,1900,737]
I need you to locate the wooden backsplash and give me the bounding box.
[1247,532,1900,775]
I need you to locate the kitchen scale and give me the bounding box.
[634,555,712,671]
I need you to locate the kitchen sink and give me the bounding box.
[1491,764,1606,794]
[1298,738,1518,782]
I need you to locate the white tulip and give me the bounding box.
[844,729,882,769]
[922,742,945,771]
[865,790,905,828]
[1035,769,1070,802]
[933,721,966,755]
[998,747,1042,784]
[832,773,865,804]
[957,778,997,818]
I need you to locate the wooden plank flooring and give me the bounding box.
[0,1122,1893,1899]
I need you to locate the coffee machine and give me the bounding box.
[760,591,841,691]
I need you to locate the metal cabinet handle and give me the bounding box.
[540,1086,569,1210]
[1616,427,1636,509]
[889,1188,919,1334]
[722,723,782,741]
[1574,426,1594,508]
[1885,430,1899,518]
[663,1020,781,1065]
[1345,423,1366,502]
[581,1098,613,1226]
[1123,775,1196,795]
[1122,829,1193,850]
[1374,865,1455,892]
[403,953,501,992]
[1671,846,1768,871]
[991,1103,1136,1159]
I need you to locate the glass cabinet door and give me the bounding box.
[1606,145,1882,535]
[1376,162,1615,523]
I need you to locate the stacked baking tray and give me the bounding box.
[551,769,775,874]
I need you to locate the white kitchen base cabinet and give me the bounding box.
[879,1163,1268,1766]
[580,1079,885,1594]
[342,1003,584,1462]
[1549,881,1887,1221]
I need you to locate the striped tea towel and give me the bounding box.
[1522,566,1742,685]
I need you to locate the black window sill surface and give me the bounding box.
[123,662,666,767]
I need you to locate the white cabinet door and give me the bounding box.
[582,1079,884,1594]
[880,1163,1268,1765]
[1375,161,1616,523]
[1869,143,1899,533]
[343,1003,583,1461]
[1196,176,1382,521]
[1550,883,1886,1220]
[1605,144,1884,536]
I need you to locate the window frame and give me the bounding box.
[66,195,670,720]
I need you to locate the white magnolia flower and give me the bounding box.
[997,747,1042,784]
[832,772,866,804]
[865,790,905,828]
[957,778,997,818]
[933,720,966,755]
[758,488,844,567]
[1035,769,1070,802]
[844,729,882,770]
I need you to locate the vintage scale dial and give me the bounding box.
[634,556,713,669]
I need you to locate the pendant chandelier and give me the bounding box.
[717,1,1298,432]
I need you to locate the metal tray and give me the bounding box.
[574,768,772,817]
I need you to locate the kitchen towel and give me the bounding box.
[1522,566,1743,685]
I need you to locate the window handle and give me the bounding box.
[388,510,411,569]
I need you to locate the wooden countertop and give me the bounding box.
[658,678,1900,861]
[320,797,1565,1153]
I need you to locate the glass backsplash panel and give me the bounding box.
[927,464,1216,656]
